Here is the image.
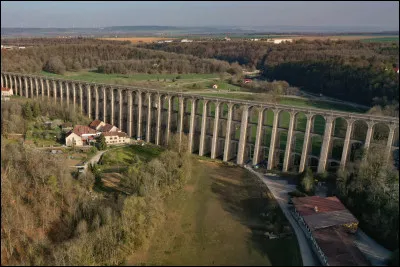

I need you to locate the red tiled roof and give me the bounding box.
[313,226,369,266]
[292,196,346,216]
[89,119,103,128]
[1,87,11,91]
[70,125,97,136]
[101,123,115,132]
[102,132,128,137]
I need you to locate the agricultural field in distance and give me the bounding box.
[98,37,177,43]
[98,35,398,42]
[40,70,368,113]
[289,35,399,41]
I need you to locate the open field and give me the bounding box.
[40,70,367,113]
[98,37,177,43]
[41,70,222,91]
[100,143,164,167]
[360,37,399,42]
[164,34,398,42]
[41,70,219,83]
[126,159,302,266]
[290,35,399,41]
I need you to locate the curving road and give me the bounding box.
[84,150,108,171]
[245,166,319,266]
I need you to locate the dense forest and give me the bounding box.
[141,40,399,107]
[1,98,192,265]
[1,37,131,46]
[3,39,398,107]
[1,44,239,75]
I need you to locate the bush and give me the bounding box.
[288,190,307,198]
[43,56,66,75]
[72,61,82,71]
[298,167,315,194]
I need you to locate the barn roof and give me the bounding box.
[292,196,358,231]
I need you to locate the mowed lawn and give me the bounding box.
[41,70,220,84]
[126,159,302,266]
[100,143,164,166]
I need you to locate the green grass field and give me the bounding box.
[100,143,164,167]
[41,70,220,87]
[360,37,399,42]
[126,159,302,266]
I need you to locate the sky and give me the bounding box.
[1,1,399,30]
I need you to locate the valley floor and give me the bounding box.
[126,159,302,266]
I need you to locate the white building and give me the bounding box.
[102,132,130,145]
[65,125,99,147]
[1,87,13,101]
[181,39,193,43]
[267,39,293,44]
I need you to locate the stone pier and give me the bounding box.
[2,71,398,174]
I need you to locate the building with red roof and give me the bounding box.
[89,119,106,131]
[101,123,120,132]
[65,125,99,146]
[292,196,368,266]
[1,87,13,101]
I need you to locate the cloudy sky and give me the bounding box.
[1,1,398,30]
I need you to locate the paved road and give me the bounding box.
[245,166,393,266]
[84,150,107,171]
[245,166,319,266]
[354,229,392,266]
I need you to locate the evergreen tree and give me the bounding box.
[22,102,33,120]
[32,102,41,118]
[97,134,107,150]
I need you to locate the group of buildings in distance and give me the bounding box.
[65,119,130,147]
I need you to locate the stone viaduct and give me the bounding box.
[2,72,399,173]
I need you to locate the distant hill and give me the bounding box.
[1,25,398,37]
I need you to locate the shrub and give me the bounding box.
[288,190,307,198]
[43,56,66,75]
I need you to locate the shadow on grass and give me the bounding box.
[210,167,302,266]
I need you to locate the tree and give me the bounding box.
[300,168,315,194]
[72,61,82,71]
[22,102,33,120]
[97,134,107,150]
[43,56,66,75]
[32,102,41,118]
[336,141,399,250]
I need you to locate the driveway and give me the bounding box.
[245,166,319,266]
[354,229,392,266]
[84,150,107,171]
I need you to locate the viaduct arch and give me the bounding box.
[2,72,399,173]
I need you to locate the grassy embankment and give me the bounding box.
[98,144,302,266]
[96,143,164,193]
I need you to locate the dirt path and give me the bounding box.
[126,160,302,266]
